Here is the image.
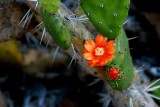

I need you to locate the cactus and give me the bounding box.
[6,0,159,106]
[39,0,72,50]
[39,0,60,14]
[80,0,134,90]
[40,8,72,50]
[39,0,134,90]
[80,0,130,39]
[105,29,134,90]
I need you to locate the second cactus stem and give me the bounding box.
[105,29,134,90]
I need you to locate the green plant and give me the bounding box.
[80,0,130,39]
[40,7,72,50]
[23,0,160,106]
[39,0,60,14]
[105,30,134,90]
[80,0,134,90]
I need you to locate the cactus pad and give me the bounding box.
[80,0,130,39]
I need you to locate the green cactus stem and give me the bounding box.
[105,29,134,90]
[80,0,130,39]
[40,8,72,50]
[39,0,60,14]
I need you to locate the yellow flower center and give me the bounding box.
[95,47,104,56]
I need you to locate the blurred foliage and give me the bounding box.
[0,0,5,5]
[0,40,22,65]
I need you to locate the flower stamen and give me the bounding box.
[95,47,104,56]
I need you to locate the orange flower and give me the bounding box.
[83,35,115,67]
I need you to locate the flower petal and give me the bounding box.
[88,61,95,67]
[105,47,116,54]
[84,40,95,52]
[95,35,107,46]
[99,61,106,66]
[83,35,116,67]
[104,54,115,61]
[105,40,115,48]
[104,40,115,54]
[89,58,99,67]
[83,52,94,60]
